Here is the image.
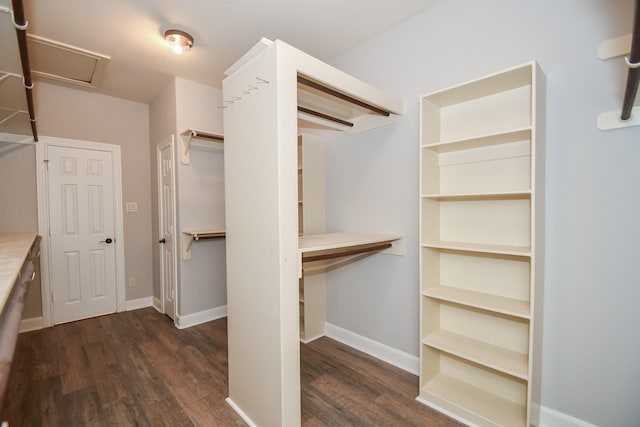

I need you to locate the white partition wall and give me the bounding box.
[223,39,402,426]
[223,41,301,427]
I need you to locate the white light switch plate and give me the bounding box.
[126,202,138,212]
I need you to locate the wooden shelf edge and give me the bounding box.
[421,126,532,153]
[422,285,530,319]
[422,190,531,201]
[418,374,527,427]
[422,241,531,257]
[422,330,529,380]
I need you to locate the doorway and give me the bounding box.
[37,136,126,326]
[157,136,177,320]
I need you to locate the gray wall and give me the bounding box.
[35,82,153,303]
[324,0,640,425]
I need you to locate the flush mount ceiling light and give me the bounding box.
[164,29,193,55]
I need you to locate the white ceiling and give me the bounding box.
[23,0,440,104]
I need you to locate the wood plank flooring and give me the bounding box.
[1,308,461,426]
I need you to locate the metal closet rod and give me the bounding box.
[297,106,354,127]
[302,242,392,263]
[621,0,640,121]
[297,75,391,117]
[190,130,224,142]
[11,0,37,141]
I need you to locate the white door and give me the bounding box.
[158,138,177,320]
[47,145,118,324]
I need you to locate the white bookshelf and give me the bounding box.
[297,133,326,343]
[418,62,545,427]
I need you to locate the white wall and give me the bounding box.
[324,0,640,426]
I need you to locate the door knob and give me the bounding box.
[159,238,166,244]
[100,238,113,244]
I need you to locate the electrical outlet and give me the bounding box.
[128,277,136,287]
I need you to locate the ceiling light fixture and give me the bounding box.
[164,29,193,55]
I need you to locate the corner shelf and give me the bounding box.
[179,129,224,164]
[181,229,226,260]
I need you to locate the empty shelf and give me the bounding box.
[299,232,402,262]
[182,230,226,260]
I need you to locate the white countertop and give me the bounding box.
[0,232,38,311]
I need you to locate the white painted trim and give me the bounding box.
[175,305,227,329]
[225,397,257,427]
[36,136,126,326]
[597,106,640,130]
[152,297,162,312]
[125,297,153,311]
[19,317,43,333]
[539,406,598,427]
[324,322,419,375]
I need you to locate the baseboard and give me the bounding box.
[125,297,153,311]
[152,297,162,313]
[176,305,227,329]
[19,316,43,333]
[539,406,598,427]
[225,397,257,427]
[324,322,419,375]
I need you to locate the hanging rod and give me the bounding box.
[189,129,224,142]
[297,106,354,127]
[297,75,391,117]
[302,242,392,263]
[621,0,640,121]
[6,0,38,141]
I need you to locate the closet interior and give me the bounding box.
[222,38,403,426]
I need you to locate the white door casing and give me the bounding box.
[37,136,126,327]
[157,136,177,320]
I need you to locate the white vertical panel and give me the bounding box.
[87,159,102,176]
[65,251,81,302]
[61,184,79,236]
[88,185,104,234]
[60,156,77,175]
[91,249,106,298]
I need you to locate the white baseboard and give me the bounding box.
[19,316,43,333]
[539,406,598,427]
[125,297,153,311]
[176,305,227,329]
[152,297,162,313]
[225,397,257,427]
[324,322,419,375]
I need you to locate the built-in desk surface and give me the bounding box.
[0,232,38,311]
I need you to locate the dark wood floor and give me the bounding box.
[1,308,460,426]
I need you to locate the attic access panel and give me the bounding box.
[27,34,110,89]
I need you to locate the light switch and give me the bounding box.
[126,202,138,212]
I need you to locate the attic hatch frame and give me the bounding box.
[0,0,38,141]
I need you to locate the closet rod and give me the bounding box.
[190,130,224,142]
[297,76,391,117]
[302,242,392,263]
[621,0,640,121]
[193,234,226,241]
[297,106,354,127]
[11,0,37,141]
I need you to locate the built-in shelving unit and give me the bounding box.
[179,129,223,164]
[297,134,326,342]
[417,62,545,427]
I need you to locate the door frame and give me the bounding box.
[156,135,178,320]
[36,136,126,327]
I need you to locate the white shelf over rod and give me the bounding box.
[179,129,224,164]
[182,229,226,260]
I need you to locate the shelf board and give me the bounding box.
[422,127,531,153]
[423,285,530,319]
[422,241,531,257]
[419,373,526,427]
[422,190,531,201]
[423,330,528,380]
[181,229,226,260]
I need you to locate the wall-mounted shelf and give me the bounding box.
[179,129,223,164]
[181,229,226,260]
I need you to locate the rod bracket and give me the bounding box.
[625,56,640,68]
